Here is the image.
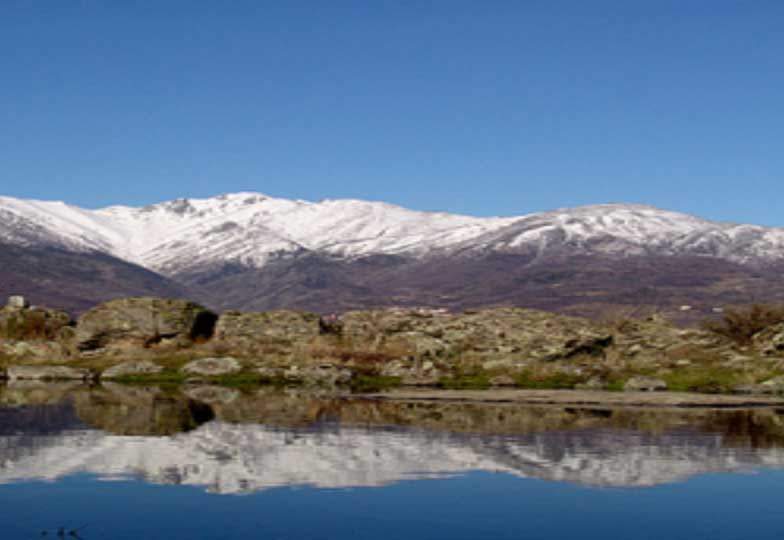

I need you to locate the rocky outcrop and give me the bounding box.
[6,365,92,381]
[213,310,319,348]
[340,307,613,365]
[0,301,72,342]
[74,297,217,351]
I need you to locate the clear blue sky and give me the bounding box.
[1,1,782,225]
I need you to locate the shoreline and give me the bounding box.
[358,388,784,409]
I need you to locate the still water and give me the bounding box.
[1,382,783,539]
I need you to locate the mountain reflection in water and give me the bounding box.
[2,382,784,493]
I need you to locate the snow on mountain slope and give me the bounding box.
[1,193,783,277]
[461,204,784,263]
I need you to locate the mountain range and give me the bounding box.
[2,192,783,317]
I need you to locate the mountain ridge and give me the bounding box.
[2,192,784,317]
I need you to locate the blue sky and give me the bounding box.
[1,1,782,224]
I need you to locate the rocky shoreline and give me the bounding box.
[1,295,784,397]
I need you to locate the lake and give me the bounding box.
[1,382,783,539]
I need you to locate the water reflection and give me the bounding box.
[2,383,784,492]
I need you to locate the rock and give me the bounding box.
[0,304,72,342]
[0,340,68,359]
[340,307,613,363]
[256,366,286,380]
[732,384,765,395]
[489,375,517,387]
[6,296,29,309]
[281,364,353,386]
[7,365,91,381]
[318,314,344,336]
[213,310,319,347]
[754,323,784,356]
[101,361,164,380]
[556,334,614,360]
[626,344,644,356]
[74,297,217,351]
[379,359,411,378]
[181,357,242,377]
[624,376,667,392]
[759,376,784,394]
[575,377,608,391]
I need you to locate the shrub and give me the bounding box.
[702,304,784,345]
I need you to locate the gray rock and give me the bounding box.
[101,361,164,380]
[181,357,242,377]
[7,365,91,381]
[75,297,217,351]
[624,376,667,392]
[489,375,517,387]
[282,364,353,386]
[214,310,319,346]
[1,340,67,359]
[576,377,608,391]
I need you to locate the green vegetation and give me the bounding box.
[662,368,742,394]
[439,374,491,390]
[350,375,401,393]
[515,370,586,390]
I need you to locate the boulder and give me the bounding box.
[624,376,667,392]
[74,297,217,351]
[101,361,164,380]
[7,365,91,381]
[181,357,242,377]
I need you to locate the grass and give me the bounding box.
[515,370,587,390]
[108,370,187,385]
[660,366,753,394]
[439,374,491,390]
[350,375,402,393]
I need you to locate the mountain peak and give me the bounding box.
[1,193,784,277]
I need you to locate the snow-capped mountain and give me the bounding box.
[0,192,515,274]
[3,192,784,274]
[2,192,784,315]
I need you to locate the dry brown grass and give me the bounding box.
[302,335,414,368]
